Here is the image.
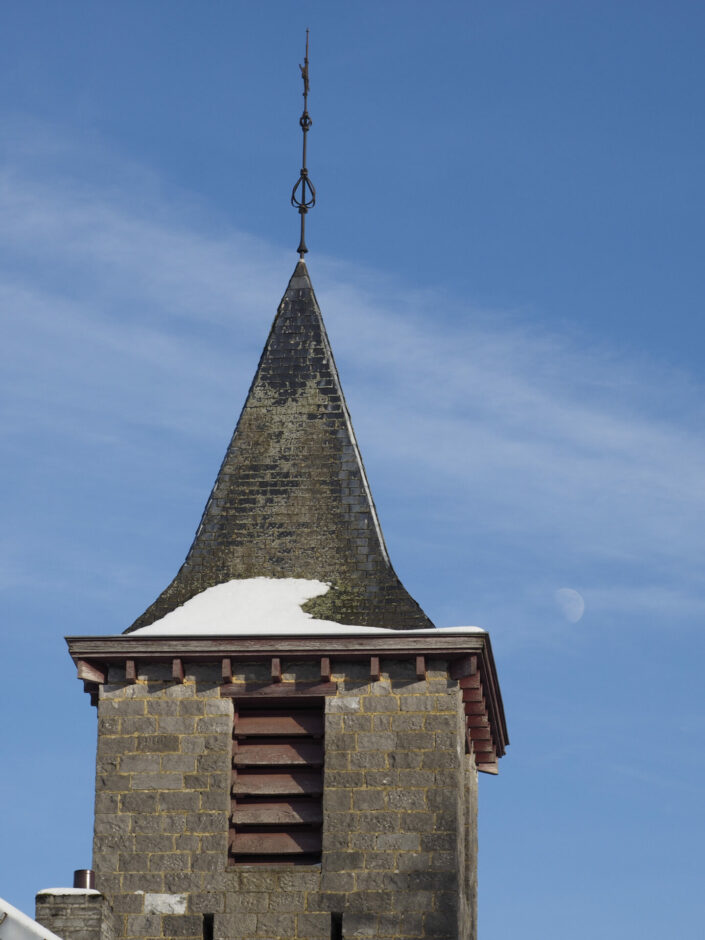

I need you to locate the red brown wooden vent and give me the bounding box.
[230,702,324,865]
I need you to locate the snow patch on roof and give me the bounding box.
[129,577,484,636]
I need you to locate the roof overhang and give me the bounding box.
[66,630,508,774]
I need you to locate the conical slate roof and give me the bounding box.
[127,261,433,632]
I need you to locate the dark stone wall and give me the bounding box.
[91,660,477,940]
[128,262,432,633]
[36,891,117,940]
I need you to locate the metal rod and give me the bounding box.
[291,29,316,258]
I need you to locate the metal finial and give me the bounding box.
[291,29,316,258]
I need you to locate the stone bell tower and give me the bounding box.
[54,38,507,940]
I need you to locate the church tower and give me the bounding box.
[54,38,507,940]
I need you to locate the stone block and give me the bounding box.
[352,789,385,811]
[320,871,355,892]
[267,891,305,913]
[423,908,457,936]
[161,754,197,772]
[214,914,257,939]
[375,832,419,851]
[185,812,223,833]
[110,893,144,914]
[365,851,396,871]
[200,790,229,811]
[225,892,269,913]
[131,815,163,834]
[325,732,357,751]
[325,850,364,871]
[255,913,295,936]
[420,750,459,770]
[122,875,164,893]
[99,738,137,758]
[174,834,201,852]
[163,874,199,894]
[349,751,387,770]
[119,754,161,774]
[323,789,351,812]
[161,914,202,937]
[95,793,120,814]
[327,696,360,713]
[203,699,232,716]
[191,852,222,872]
[276,871,320,891]
[399,696,435,712]
[132,773,183,790]
[160,790,200,811]
[135,734,180,753]
[356,732,395,750]
[119,853,150,872]
[347,832,376,851]
[424,713,457,731]
[341,912,378,938]
[100,700,146,716]
[98,717,121,734]
[388,751,422,769]
[325,771,364,788]
[196,715,232,733]
[160,813,187,833]
[134,834,175,853]
[121,717,157,734]
[149,852,191,872]
[356,812,399,833]
[399,811,435,832]
[396,851,432,872]
[176,699,205,715]
[125,914,162,937]
[395,731,434,750]
[295,913,331,939]
[188,892,224,913]
[387,789,426,811]
[157,716,196,734]
[95,814,132,835]
[361,696,398,713]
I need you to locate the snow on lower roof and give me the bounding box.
[129,577,484,636]
[35,889,101,896]
[0,897,66,940]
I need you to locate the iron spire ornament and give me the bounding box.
[291,30,316,258]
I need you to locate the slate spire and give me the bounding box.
[127,261,433,632]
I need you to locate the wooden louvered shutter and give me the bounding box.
[230,701,324,864]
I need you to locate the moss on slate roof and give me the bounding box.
[127,261,432,632]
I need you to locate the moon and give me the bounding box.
[554,588,585,623]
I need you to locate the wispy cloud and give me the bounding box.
[2,124,704,640]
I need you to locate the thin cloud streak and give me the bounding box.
[1,141,704,635]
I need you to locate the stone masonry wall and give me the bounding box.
[320,659,476,940]
[92,659,477,940]
[36,890,117,940]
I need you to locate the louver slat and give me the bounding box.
[235,710,324,737]
[232,799,322,825]
[230,701,324,865]
[233,740,323,766]
[232,829,322,856]
[232,771,323,797]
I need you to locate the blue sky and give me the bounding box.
[1,2,704,936]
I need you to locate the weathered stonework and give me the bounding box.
[68,257,506,940]
[36,890,117,940]
[91,660,477,940]
[127,262,432,633]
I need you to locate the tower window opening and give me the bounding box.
[229,698,324,865]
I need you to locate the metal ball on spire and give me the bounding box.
[291,30,316,258]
